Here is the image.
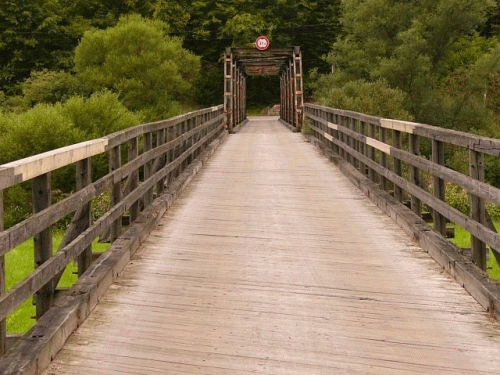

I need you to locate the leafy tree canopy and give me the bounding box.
[320,0,499,131]
[74,14,200,120]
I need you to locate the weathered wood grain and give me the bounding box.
[0,140,108,190]
[308,121,500,254]
[307,103,500,155]
[307,110,500,207]
[0,110,223,322]
[45,118,500,375]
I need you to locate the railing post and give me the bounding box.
[289,58,295,128]
[409,134,421,215]
[110,145,122,241]
[129,137,139,222]
[157,128,166,194]
[368,123,377,183]
[76,159,92,276]
[32,173,53,319]
[0,189,5,355]
[327,110,339,155]
[470,149,487,270]
[360,121,368,176]
[234,67,239,127]
[224,48,233,132]
[242,75,247,121]
[144,132,154,206]
[293,46,303,132]
[380,127,388,190]
[231,60,237,130]
[280,75,284,121]
[432,140,447,236]
[349,117,358,169]
[393,130,403,202]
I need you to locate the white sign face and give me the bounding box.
[255,35,270,51]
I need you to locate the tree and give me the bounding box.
[321,0,496,124]
[22,70,84,106]
[74,14,200,120]
[181,0,341,107]
[0,0,79,92]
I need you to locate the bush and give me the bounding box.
[74,14,200,120]
[314,75,413,120]
[0,103,85,164]
[3,185,31,229]
[22,70,86,105]
[62,91,142,138]
[445,183,470,215]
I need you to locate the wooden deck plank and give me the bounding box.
[45,118,500,374]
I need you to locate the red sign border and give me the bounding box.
[255,35,270,51]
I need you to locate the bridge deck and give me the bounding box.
[45,118,500,374]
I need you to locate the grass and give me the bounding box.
[246,106,268,116]
[450,223,500,281]
[5,232,109,334]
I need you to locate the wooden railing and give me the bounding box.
[0,105,224,354]
[305,103,500,272]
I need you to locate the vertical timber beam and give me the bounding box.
[432,140,447,236]
[76,159,92,276]
[231,59,237,130]
[470,150,487,270]
[289,55,296,129]
[393,130,403,202]
[242,74,247,121]
[280,74,284,121]
[129,137,139,222]
[224,48,233,132]
[234,66,240,127]
[156,128,166,194]
[110,145,122,241]
[409,134,421,215]
[144,132,154,206]
[293,47,304,132]
[380,127,388,190]
[0,190,4,355]
[283,68,288,123]
[285,68,290,124]
[33,173,53,319]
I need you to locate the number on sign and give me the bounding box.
[255,36,270,51]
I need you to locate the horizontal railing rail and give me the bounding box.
[0,105,224,354]
[305,103,500,274]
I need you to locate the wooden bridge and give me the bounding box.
[1,48,500,374]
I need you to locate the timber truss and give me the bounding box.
[224,46,304,132]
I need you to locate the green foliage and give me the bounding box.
[0,0,81,92]
[0,104,84,164]
[0,92,139,217]
[323,0,497,126]
[314,75,413,120]
[222,13,272,48]
[61,91,142,138]
[3,185,32,229]
[6,232,110,333]
[183,0,341,105]
[22,70,85,105]
[74,14,200,120]
[445,183,470,215]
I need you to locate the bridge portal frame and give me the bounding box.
[224,46,303,132]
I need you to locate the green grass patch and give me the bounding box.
[5,232,109,334]
[450,223,500,281]
[246,106,267,116]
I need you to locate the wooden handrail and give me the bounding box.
[0,105,224,353]
[305,103,499,273]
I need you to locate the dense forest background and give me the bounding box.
[2,0,500,219]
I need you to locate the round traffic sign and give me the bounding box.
[255,35,270,51]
